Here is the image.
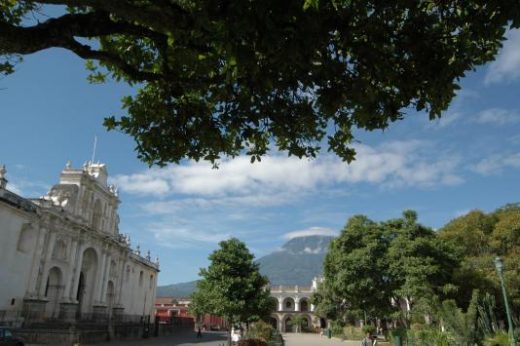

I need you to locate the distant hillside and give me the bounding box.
[156,235,334,297]
[156,280,198,298]
[257,235,333,286]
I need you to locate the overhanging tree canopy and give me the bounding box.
[2,1,519,165]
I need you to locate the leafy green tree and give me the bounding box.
[386,211,460,327]
[438,210,498,310]
[2,1,520,165]
[490,205,520,321]
[319,215,392,324]
[190,238,272,343]
[439,204,520,321]
[316,211,459,328]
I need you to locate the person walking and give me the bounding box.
[361,331,373,346]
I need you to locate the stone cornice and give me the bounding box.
[0,188,38,214]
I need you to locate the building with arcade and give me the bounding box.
[269,277,326,332]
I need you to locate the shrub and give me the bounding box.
[330,321,344,337]
[390,328,407,343]
[406,327,455,346]
[362,325,376,335]
[237,339,268,346]
[343,325,365,340]
[246,321,273,342]
[483,330,510,346]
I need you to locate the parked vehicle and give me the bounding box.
[0,327,24,346]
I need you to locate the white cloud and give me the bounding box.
[148,222,231,248]
[113,140,464,203]
[110,173,170,196]
[485,29,520,84]
[430,112,464,128]
[283,227,337,240]
[472,152,520,175]
[303,246,324,254]
[143,192,296,215]
[472,108,520,125]
[5,178,49,197]
[6,182,23,196]
[509,134,520,145]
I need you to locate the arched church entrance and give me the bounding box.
[78,248,98,314]
[320,318,327,328]
[269,316,278,330]
[44,266,63,318]
[284,316,294,333]
[301,314,311,332]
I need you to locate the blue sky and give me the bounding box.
[1,28,520,286]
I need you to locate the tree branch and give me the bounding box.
[63,39,162,81]
[30,0,193,32]
[0,11,165,81]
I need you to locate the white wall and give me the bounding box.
[0,206,36,311]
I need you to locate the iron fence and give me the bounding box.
[0,309,150,328]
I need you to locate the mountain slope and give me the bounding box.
[156,235,334,297]
[156,280,198,298]
[257,235,333,286]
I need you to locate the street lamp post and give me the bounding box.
[494,256,516,346]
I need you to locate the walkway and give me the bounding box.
[282,333,361,346]
[283,333,359,346]
[283,333,390,346]
[93,330,228,346]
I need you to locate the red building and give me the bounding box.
[154,297,228,330]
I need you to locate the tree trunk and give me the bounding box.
[228,316,233,346]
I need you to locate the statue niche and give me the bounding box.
[48,184,79,212]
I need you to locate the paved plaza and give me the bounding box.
[28,331,379,346]
[283,333,360,346]
[90,330,228,346]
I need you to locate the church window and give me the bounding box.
[91,199,102,231]
[109,260,117,278]
[125,265,131,282]
[17,224,35,253]
[139,271,144,287]
[81,190,90,214]
[52,239,67,260]
[149,275,154,289]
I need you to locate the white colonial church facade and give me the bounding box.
[0,161,159,326]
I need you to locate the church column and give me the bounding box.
[26,225,46,297]
[60,239,82,322]
[93,251,107,305]
[38,231,57,297]
[71,244,85,301]
[294,297,300,312]
[99,254,111,303]
[116,260,126,305]
[310,303,315,312]
[278,297,283,312]
[111,256,127,321]
[63,239,78,301]
[22,224,49,323]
